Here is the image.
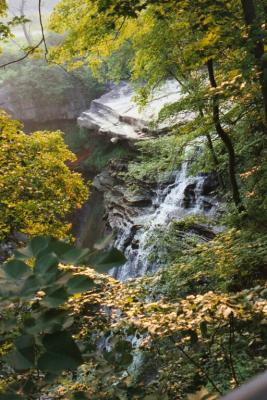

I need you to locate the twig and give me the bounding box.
[228,314,239,386]
[114,17,126,40]
[0,0,46,69]
[208,322,224,356]
[0,38,44,68]
[169,336,223,395]
[38,0,48,60]
[177,343,223,395]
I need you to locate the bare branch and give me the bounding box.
[0,0,47,69]
[38,0,48,60]
[0,38,44,68]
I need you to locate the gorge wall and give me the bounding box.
[0,84,89,122]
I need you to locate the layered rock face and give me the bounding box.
[78,80,184,140]
[94,157,220,281]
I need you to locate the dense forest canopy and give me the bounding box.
[0,0,267,399]
[49,0,267,213]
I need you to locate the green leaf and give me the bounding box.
[42,286,69,307]
[0,318,17,334]
[52,313,74,330]
[66,275,95,294]
[13,245,33,261]
[38,331,83,373]
[5,350,33,371]
[0,394,26,400]
[30,236,51,257]
[144,395,168,400]
[89,248,126,273]
[6,335,35,371]
[14,235,50,261]
[38,239,74,259]
[15,335,35,353]
[3,260,29,279]
[20,275,39,298]
[34,252,59,277]
[24,309,73,334]
[72,392,89,400]
[188,329,198,344]
[14,238,73,261]
[200,321,208,337]
[59,248,90,265]
[48,239,74,256]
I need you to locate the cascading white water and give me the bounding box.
[112,154,219,281]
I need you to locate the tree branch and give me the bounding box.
[38,0,48,60]
[0,38,44,68]
[228,314,239,386]
[0,0,47,69]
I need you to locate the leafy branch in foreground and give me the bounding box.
[0,236,125,399]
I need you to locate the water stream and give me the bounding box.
[112,154,219,281]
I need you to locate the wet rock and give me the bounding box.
[201,173,219,195]
[93,171,117,191]
[187,223,216,240]
[183,183,197,208]
[124,190,152,207]
[95,157,222,282]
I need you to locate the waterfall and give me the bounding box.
[80,83,220,281]
[111,154,219,281]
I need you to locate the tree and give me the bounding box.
[49,0,250,208]
[0,111,89,239]
[240,0,267,128]
[18,0,33,46]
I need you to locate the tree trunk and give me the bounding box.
[207,59,243,209]
[19,0,33,47]
[205,132,226,190]
[241,0,267,127]
[198,108,225,189]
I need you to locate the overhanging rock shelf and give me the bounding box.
[78,80,184,141]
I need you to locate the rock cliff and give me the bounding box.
[78,80,184,140]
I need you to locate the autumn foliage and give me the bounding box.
[0,111,89,239]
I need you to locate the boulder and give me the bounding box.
[201,173,219,195]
